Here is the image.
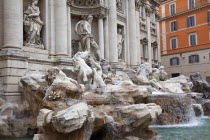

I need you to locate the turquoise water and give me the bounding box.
[1,118,210,140]
[152,117,210,140]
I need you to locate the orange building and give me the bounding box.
[159,0,210,81]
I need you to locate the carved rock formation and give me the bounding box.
[147,94,193,125]
[190,72,210,98]
[17,67,163,140]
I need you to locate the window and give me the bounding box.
[189,0,195,9]
[187,16,195,27]
[153,47,158,60]
[208,11,210,22]
[189,55,199,63]
[189,33,197,46]
[170,3,176,15]
[171,21,177,32]
[170,57,179,66]
[170,37,177,49]
[142,45,148,58]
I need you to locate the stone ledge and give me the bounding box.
[0,49,29,59]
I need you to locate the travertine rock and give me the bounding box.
[0,103,37,137]
[115,103,161,132]
[52,102,89,133]
[159,75,193,93]
[104,81,151,104]
[37,109,54,127]
[147,94,193,125]
[190,72,210,98]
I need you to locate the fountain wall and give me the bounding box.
[147,94,193,125]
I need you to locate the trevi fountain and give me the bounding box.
[0,0,210,140]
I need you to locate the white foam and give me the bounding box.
[152,91,172,95]
[201,116,210,119]
[149,119,203,128]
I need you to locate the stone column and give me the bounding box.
[108,0,118,64]
[1,0,28,103]
[104,17,109,61]
[54,0,68,57]
[97,15,105,59]
[129,0,137,66]
[3,0,23,49]
[146,10,152,63]
[157,21,161,63]
[135,7,141,65]
[67,6,72,57]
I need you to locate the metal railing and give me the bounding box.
[163,0,209,18]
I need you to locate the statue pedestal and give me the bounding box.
[0,49,29,104]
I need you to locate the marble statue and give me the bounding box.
[124,63,163,90]
[152,66,168,81]
[75,15,102,61]
[117,28,125,58]
[73,51,93,84]
[24,0,44,48]
[159,66,168,81]
[73,51,105,88]
[88,56,106,88]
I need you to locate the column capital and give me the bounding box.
[95,13,106,19]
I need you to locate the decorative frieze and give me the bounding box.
[116,0,123,12]
[70,6,108,16]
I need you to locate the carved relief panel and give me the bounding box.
[116,0,125,14]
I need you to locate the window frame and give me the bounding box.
[188,0,195,9]
[187,15,196,28]
[170,20,177,32]
[208,10,210,23]
[170,3,176,15]
[189,32,197,46]
[189,55,199,63]
[170,37,178,50]
[170,57,179,66]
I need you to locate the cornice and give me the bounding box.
[160,3,210,21]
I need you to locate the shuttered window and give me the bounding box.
[189,33,197,46]
[171,21,177,32]
[189,0,195,9]
[208,11,210,22]
[170,4,176,15]
[189,55,199,63]
[187,16,195,28]
[171,38,177,49]
[170,57,179,66]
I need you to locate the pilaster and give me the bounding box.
[129,0,138,66]
[108,0,118,64]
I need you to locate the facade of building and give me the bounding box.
[159,0,210,80]
[0,0,160,102]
